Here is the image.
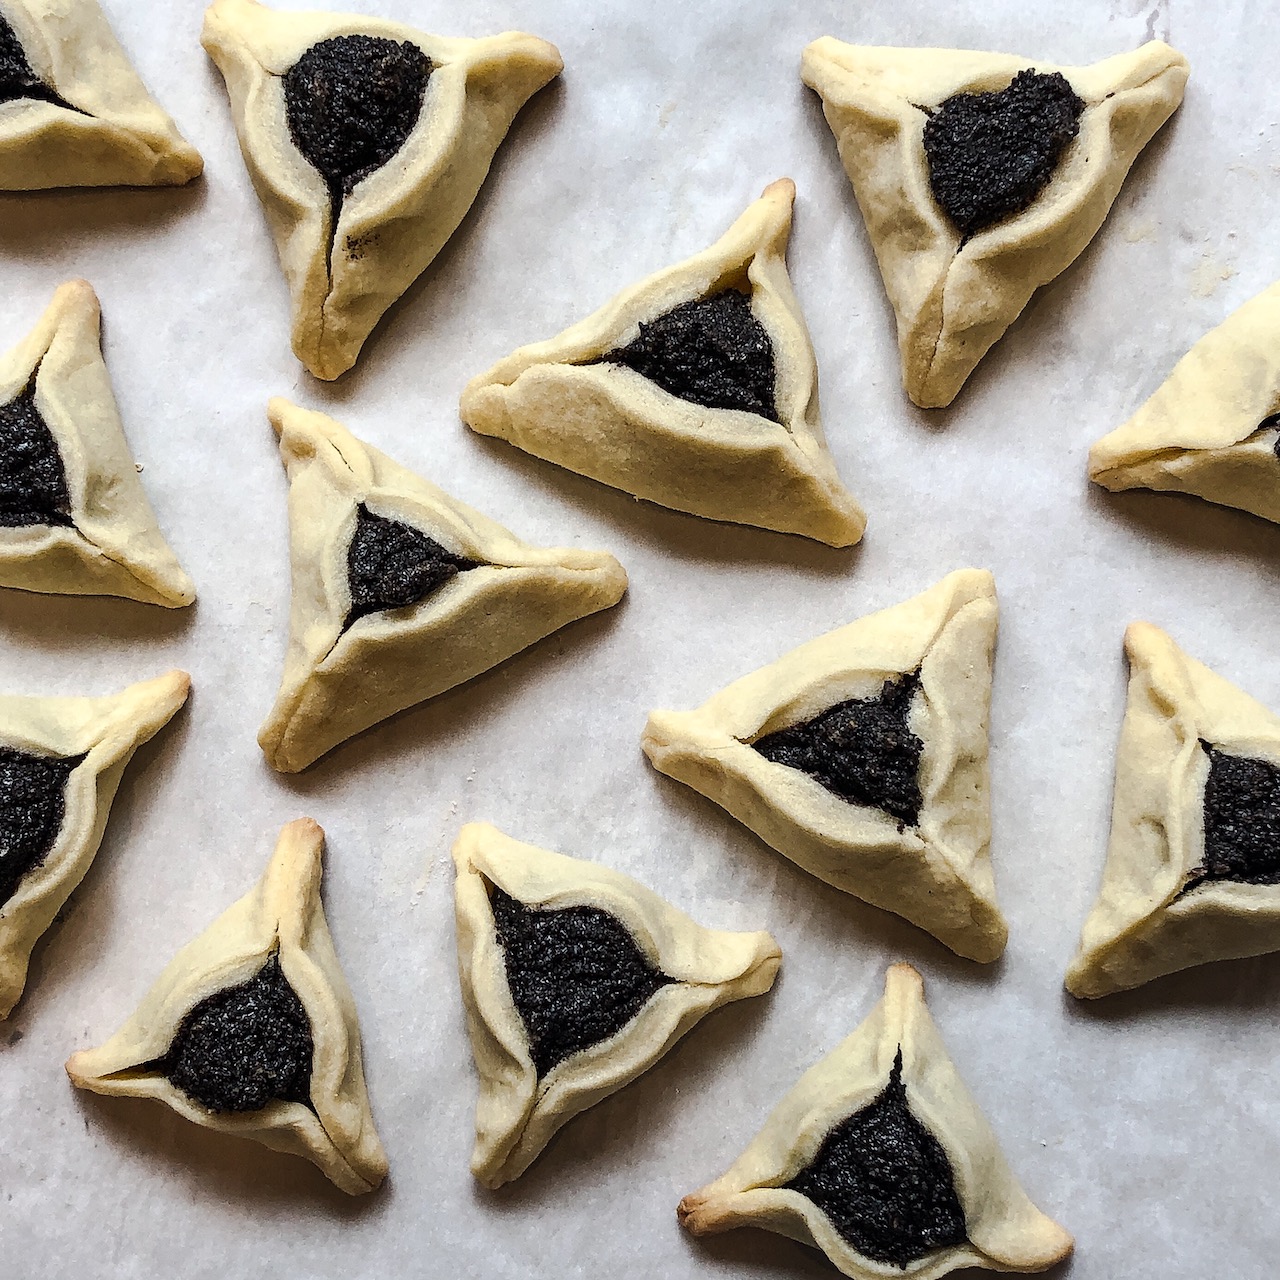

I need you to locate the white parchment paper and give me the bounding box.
[1,1,1277,1277]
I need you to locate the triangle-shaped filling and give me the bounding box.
[752,672,923,825]
[489,885,673,1077]
[0,373,75,529]
[0,12,82,114]
[784,1047,968,1268]
[1184,742,1280,893]
[600,289,779,422]
[143,953,314,1113]
[0,747,86,906]
[345,503,478,628]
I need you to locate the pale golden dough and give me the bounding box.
[1067,624,1280,998]
[0,670,189,1018]
[258,400,627,773]
[642,569,1006,962]
[802,39,1188,408]
[0,0,201,189]
[460,179,866,547]
[1089,280,1280,523]
[201,0,562,380]
[453,823,781,1188]
[679,963,1072,1280]
[0,281,195,607]
[66,818,388,1196]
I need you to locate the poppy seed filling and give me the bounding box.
[150,955,313,1114]
[0,377,75,529]
[1183,742,1280,893]
[753,672,925,825]
[601,289,779,421]
[0,746,84,906]
[784,1049,968,1269]
[489,886,673,1077]
[922,69,1085,239]
[0,11,81,113]
[283,34,432,235]
[345,504,478,629]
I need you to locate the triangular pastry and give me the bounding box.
[642,569,1006,961]
[801,39,1188,408]
[1067,623,1280,998]
[679,963,1072,1279]
[65,817,388,1195]
[0,669,189,1018]
[453,822,782,1188]
[0,280,196,607]
[1089,280,1280,524]
[460,179,866,547]
[201,0,562,380]
[259,399,627,772]
[0,0,202,189]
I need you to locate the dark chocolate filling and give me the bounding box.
[489,885,673,1077]
[0,747,85,906]
[1182,741,1280,893]
[0,375,75,529]
[753,673,924,826]
[345,504,478,629]
[148,955,313,1114]
[784,1048,968,1269]
[0,12,83,114]
[282,34,432,260]
[601,289,779,421]
[922,69,1085,240]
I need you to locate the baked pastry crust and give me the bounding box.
[1067,623,1280,998]
[801,39,1188,408]
[453,821,781,1188]
[0,280,196,607]
[0,0,200,189]
[459,179,866,547]
[642,569,1006,961]
[65,817,388,1195]
[201,0,562,380]
[0,669,189,1017]
[259,399,627,772]
[1089,280,1280,523]
[678,963,1072,1280]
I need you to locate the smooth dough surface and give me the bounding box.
[801,39,1188,408]
[679,963,1072,1280]
[1067,623,1280,998]
[0,670,189,1017]
[259,399,627,773]
[642,569,1007,962]
[201,0,562,380]
[0,0,201,189]
[1089,279,1280,524]
[0,280,196,606]
[453,822,781,1188]
[66,817,388,1195]
[460,179,866,547]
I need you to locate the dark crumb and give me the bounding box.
[785,1048,968,1268]
[922,70,1085,238]
[601,289,779,421]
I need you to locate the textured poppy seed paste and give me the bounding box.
[602,289,779,421]
[489,886,673,1077]
[0,380,75,528]
[152,955,313,1114]
[345,504,478,629]
[0,747,85,906]
[753,672,924,825]
[922,69,1085,238]
[0,12,81,113]
[283,34,432,232]
[784,1049,968,1269]
[1184,742,1280,892]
